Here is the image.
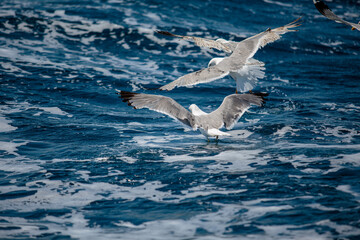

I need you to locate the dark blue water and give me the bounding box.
[1,0,360,239]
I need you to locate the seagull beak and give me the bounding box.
[351,27,355,31]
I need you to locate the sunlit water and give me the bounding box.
[1,0,360,239]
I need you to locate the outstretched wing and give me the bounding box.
[232,17,301,60]
[206,93,267,130]
[156,30,232,53]
[119,91,196,129]
[313,0,360,31]
[159,65,230,91]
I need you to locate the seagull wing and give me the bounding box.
[119,91,197,129]
[221,41,239,52]
[156,30,232,53]
[232,17,301,60]
[159,65,230,91]
[206,93,267,130]
[313,0,360,31]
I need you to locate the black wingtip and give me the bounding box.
[142,86,161,91]
[116,90,139,104]
[250,91,269,105]
[156,30,176,37]
[314,0,331,16]
[250,91,269,97]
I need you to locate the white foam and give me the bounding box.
[336,152,360,167]
[227,129,253,139]
[0,9,137,82]
[132,134,191,149]
[1,62,31,75]
[0,9,15,17]
[0,141,27,156]
[274,126,299,137]
[120,156,138,164]
[17,22,33,33]
[92,66,126,79]
[106,203,238,239]
[0,116,17,132]
[35,107,71,117]
[323,126,358,143]
[180,185,247,199]
[320,40,344,47]
[269,142,360,150]
[336,185,360,202]
[144,12,161,22]
[165,149,264,173]
[178,164,196,173]
[48,15,124,36]
[272,76,289,83]
[1,101,72,118]
[0,180,170,212]
[0,47,21,58]
[263,0,293,7]
[260,225,328,240]
[316,219,360,238]
[321,102,336,110]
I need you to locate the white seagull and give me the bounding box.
[313,0,360,31]
[118,90,267,141]
[156,18,301,93]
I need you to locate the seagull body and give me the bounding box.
[119,91,266,140]
[208,57,265,93]
[313,0,360,31]
[157,18,301,92]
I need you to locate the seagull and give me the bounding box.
[118,90,267,141]
[313,0,360,31]
[156,18,301,93]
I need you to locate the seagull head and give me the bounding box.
[352,21,360,30]
[215,38,229,44]
[208,57,224,67]
[189,104,205,116]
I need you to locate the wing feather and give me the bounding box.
[156,30,232,52]
[206,93,266,130]
[159,66,229,91]
[238,17,301,55]
[119,91,197,129]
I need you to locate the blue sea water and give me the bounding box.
[1,0,360,239]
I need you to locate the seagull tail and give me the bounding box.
[208,128,231,137]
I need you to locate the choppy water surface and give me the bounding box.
[1,0,360,239]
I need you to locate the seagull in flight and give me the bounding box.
[156,18,301,93]
[313,0,360,31]
[118,90,267,141]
